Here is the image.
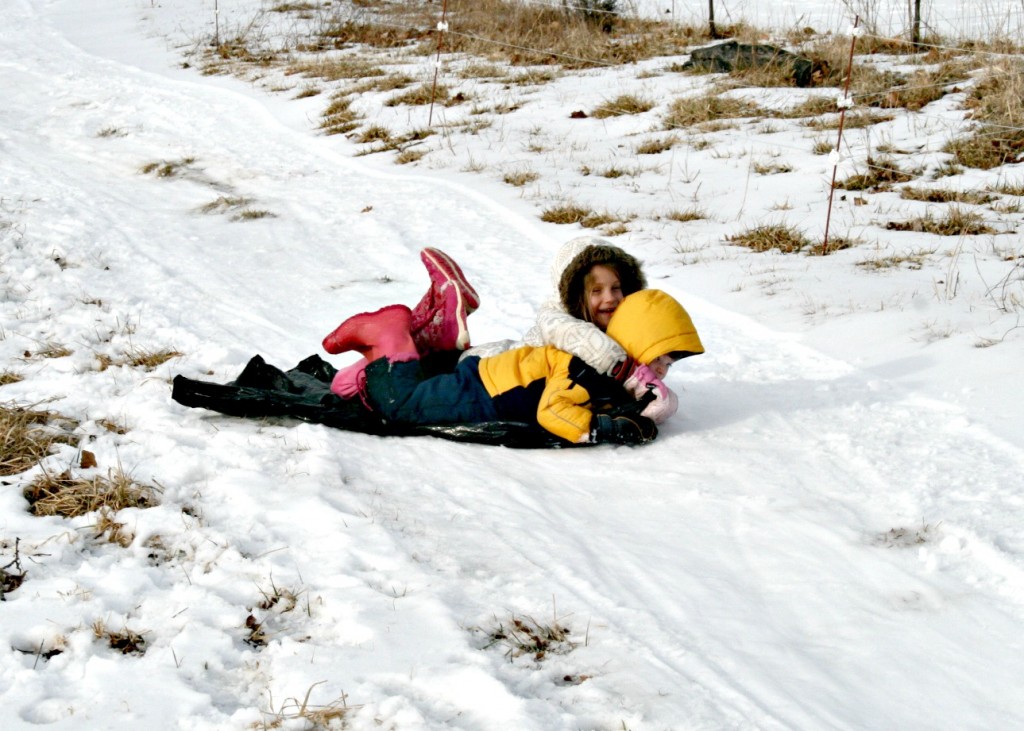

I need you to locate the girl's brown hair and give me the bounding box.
[559,245,646,321]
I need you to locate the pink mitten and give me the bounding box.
[624,364,679,424]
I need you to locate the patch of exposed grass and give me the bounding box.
[93,620,147,655]
[635,135,678,155]
[259,683,355,729]
[356,124,392,144]
[420,0,698,69]
[198,196,253,215]
[665,207,707,222]
[26,342,73,360]
[591,94,655,119]
[0,370,23,386]
[804,109,895,131]
[139,157,197,178]
[856,249,933,270]
[96,126,127,138]
[836,156,914,191]
[395,148,427,165]
[1,403,79,477]
[540,204,593,225]
[752,160,793,175]
[873,523,940,548]
[885,206,996,236]
[233,208,276,221]
[97,418,129,435]
[728,223,812,253]
[578,210,630,229]
[319,94,361,135]
[586,163,647,178]
[288,57,386,82]
[899,186,995,205]
[96,347,182,372]
[811,139,834,155]
[459,62,509,80]
[503,169,539,186]
[945,59,1024,169]
[386,83,452,107]
[931,159,964,179]
[509,69,560,86]
[993,178,1024,196]
[663,92,763,130]
[779,95,838,119]
[474,613,578,662]
[93,507,134,547]
[23,466,159,518]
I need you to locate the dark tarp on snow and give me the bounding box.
[171,354,570,449]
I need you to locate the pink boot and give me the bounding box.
[325,306,420,399]
[323,304,416,358]
[331,357,369,398]
[409,248,480,353]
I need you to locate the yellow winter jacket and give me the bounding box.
[476,290,704,443]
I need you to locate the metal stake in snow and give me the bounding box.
[427,0,450,128]
[822,15,860,256]
[213,0,221,48]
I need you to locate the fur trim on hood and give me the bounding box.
[557,241,647,321]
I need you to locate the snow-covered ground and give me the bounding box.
[2,0,1024,729]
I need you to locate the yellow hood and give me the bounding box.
[606,290,704,365]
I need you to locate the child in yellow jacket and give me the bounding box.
[335,289,703,445]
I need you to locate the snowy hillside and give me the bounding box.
[2,1,1023,729]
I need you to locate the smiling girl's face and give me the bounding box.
[584,265,624,330]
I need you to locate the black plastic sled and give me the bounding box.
[171,354,566,449]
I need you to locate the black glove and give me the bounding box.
[591,413,657,446]
[606,389,656,420]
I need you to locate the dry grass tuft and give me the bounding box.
[93,507,134,547]
[287,57,386,82]
[395,148,427,165]
[728,223,812,253]
[320,94,361,135]
[836,156,914,191]
[198,196,254,215]
[23,467,159,518]
[944,59,1024,169]
[873,523,940,548]
[385,83,444,107]
[885,206,996,236]
[97,347,182,372]
[857,248,933,270]
[665,207,708,222]
[992,178,1024,197]
[591,94,655,119]
[779,95,838,120]
[634,135,678,155]
[1,403,79,477]
[424,0,694,68]
[29,342,73,360]
[258,682,355,729]
[139,157,197,178]
[0,370,24,386]
[540,203,593,225]
[356,124,392,144]
[474,613,577,662]
[93,620,147,655]
[503,169,539,186]
[663,92,763,130]
[899,186,995,205]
